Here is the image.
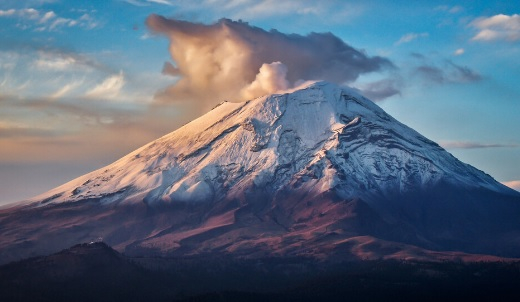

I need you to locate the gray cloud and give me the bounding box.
[415,65,445,83]
[146,15,393,111]
[357,78,402,102]
[414,60,482,85]
[447,61,482,82]
[410,52,426,59]
[440,141,518,150]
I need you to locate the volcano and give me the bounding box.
[1,81,520,264]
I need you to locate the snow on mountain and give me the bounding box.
[2,81,520,264]
[31,81,516,207]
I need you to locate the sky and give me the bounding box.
[0,0,519,205]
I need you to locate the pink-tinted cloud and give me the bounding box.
[502,180,520,192]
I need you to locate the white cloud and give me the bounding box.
[49,81,83,99]
[454,48,464,56]
[123,0,149,6]
[85,72,125,100]
[471,14,520,42]
[0,9,16,17]
[395,32,429,45]
[49,17,71,29]
[147,0,172,5]
[39,11,56,23]
[0,8,99,31]
[19,8,39,20]
[35,55,78,71]
[124,0,173,5]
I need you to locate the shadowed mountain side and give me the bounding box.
[2,183,520,265]
[0,242,175,302]
[1,242,520,302]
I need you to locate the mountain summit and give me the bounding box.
[1,81,520,263]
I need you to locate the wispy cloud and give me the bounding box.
[471,14,520,42]
[39,10,55,23]
[454,48,464,56]
[147,0,172,5]
[395,32,429,45]
[414,60,482,85]
[31,49,114,74]
[0,8,99,31]
[34,54,80,71]
[85,72,126,100]
[123,0,172,6]
[0,9,16,16]
[356,78,402,102]
[0,121,55,138]
[49,81,83,99]
[440,141,518,150]
[435,5,463,14]
[126,0,364,24]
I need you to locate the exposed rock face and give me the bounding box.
[1,81,519,264]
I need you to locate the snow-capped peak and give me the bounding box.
[30,81,517,206]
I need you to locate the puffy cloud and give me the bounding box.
[439,141,518,149]
[241,62,289,100]
[471,14,520,42]
[395,32,429,45]
[147,15,392,110]
[502,180,520,192]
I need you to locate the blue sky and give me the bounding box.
[1,0,519,204]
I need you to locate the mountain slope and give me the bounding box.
[30,81,515,205]
[1,81,519,264]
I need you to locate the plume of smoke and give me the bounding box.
[147,15,392,111]
[241,61,289,100]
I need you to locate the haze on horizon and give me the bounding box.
[0,0,519,205]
